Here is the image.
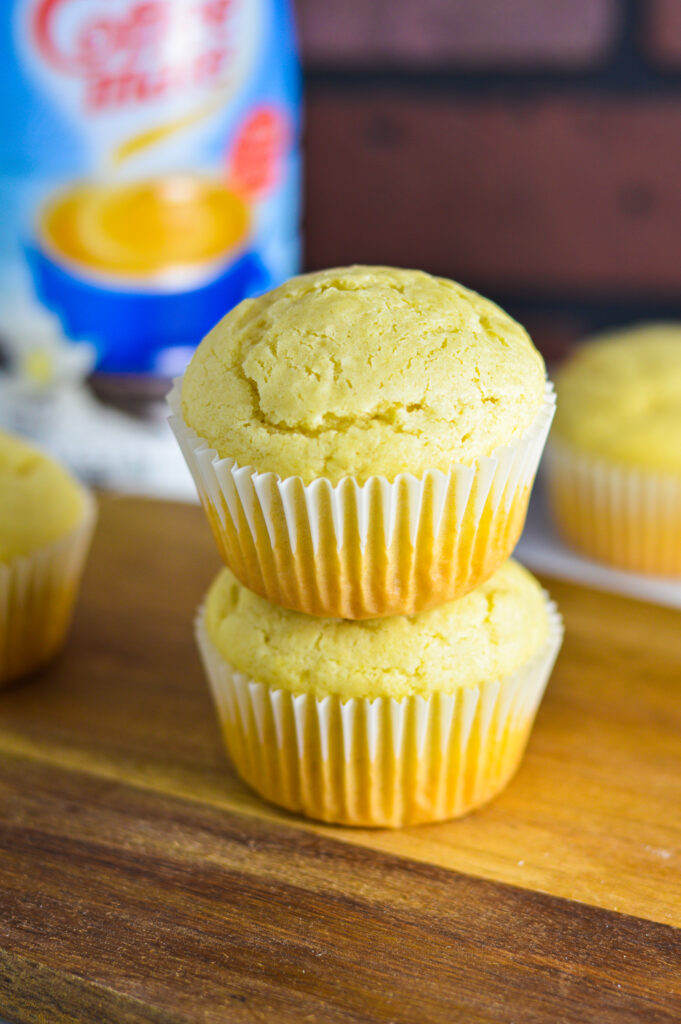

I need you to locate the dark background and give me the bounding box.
[294,0,681,362]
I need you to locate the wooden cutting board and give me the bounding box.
[0,495,680,1024]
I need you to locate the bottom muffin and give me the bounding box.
[196,561,563,827]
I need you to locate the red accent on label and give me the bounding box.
[33,0,72,72]
[229,107,290,198]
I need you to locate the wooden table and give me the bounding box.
[1,496,680,1023]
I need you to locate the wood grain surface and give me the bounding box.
[0,495,680,1023]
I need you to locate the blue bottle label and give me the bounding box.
[0,0,301,373]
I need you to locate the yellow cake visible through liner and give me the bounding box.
[197,467,535,618]
[197,562,562,826]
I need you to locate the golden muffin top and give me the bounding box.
[204,560,550,700]
[182,265,546,485]
[553,323,681,474]
[0,430,86,561]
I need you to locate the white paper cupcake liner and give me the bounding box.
[169,381,555,617]
[0,490,96,686]
[195,594,563,827]
[545,441,681,576]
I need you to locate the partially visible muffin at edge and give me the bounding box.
[0,430,95,685]
[547,323,681,575]
[0,429,85,560]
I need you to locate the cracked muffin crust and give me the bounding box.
[204,559,549,700]
[181,265,546,484]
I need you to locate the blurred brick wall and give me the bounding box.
[294,0,681,362]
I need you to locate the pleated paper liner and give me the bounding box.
[195,595,563,828]
[169,381,556,618]
[546,442,681,577]
[0,490,96,687]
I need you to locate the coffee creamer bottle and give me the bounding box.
[0,0,301,378]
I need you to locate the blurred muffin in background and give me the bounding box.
[546,324,681,576]
[0,430,96,686]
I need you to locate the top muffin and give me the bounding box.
[553,323,681,474]
[182,265,546,484]
[0,430,86,562]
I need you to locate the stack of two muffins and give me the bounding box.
[169,267,563,827]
